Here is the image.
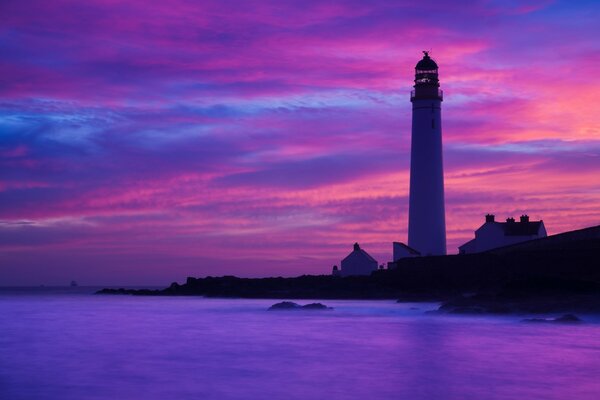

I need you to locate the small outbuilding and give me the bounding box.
[459,214,547,254]
[340,243,378,276]
[331,265,341,277]
[392,242,421,261]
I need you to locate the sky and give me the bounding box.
[1,0,599,285]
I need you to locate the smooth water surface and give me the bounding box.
[1,288,599,400]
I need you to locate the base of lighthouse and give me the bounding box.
[407,99,446,256]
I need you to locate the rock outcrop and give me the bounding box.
[522,314,583,323]
[268,301,332,310]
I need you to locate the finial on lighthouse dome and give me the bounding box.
[415,51,439,71]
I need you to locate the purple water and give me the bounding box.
[1,288,599,400]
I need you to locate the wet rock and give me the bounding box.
[555,314,582,323]
[447,306,486,314]
[301,303,332,310]
[437,294,504,314]
[521,314,583,324]
[96,288,130,295]
[269,301,301,310]
[268,301,332,310]
[522,317,551,323]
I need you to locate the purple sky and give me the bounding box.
[1,0,599,285]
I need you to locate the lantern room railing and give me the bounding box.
[415,69,438,74]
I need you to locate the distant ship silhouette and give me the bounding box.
[70,280,78,287]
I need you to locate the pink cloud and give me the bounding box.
[1,0,599,284]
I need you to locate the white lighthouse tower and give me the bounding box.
[407,51,446,255]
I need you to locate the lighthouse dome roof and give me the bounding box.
[416,52,438,70]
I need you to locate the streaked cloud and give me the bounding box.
[1,0,599,284]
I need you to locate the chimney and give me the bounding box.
[353,242,360,251]
[506,217,515,223]
[520,215,529,223]
[485,214,495,223]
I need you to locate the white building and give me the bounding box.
[392,242,420,261]
[459,214,547,254]
[340,243,378,276]
[407,51,447,256]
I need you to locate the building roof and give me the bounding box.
[488,224,600,254]
[502,221,543,236]
[458,238,475,250]
[393,241,421,255]
[475,216,544,237]
[342,243,377,263]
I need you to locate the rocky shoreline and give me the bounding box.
[431,292,600,315]
[96,274,600,316]
[97,237,600,315]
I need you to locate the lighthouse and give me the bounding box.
[407,51,446,255]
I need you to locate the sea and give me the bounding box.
[1,287,599,400]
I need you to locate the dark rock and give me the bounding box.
[522,317,552,323]
[436,291,600,315]
[447,306,486,314]
[522,314,583,324]
[555,314,582,323]
[269,301,301,310]
[301,303,332,310]
[268,301,332,310]
[96,288,130,295]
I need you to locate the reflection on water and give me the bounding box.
[1,289,599,400]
